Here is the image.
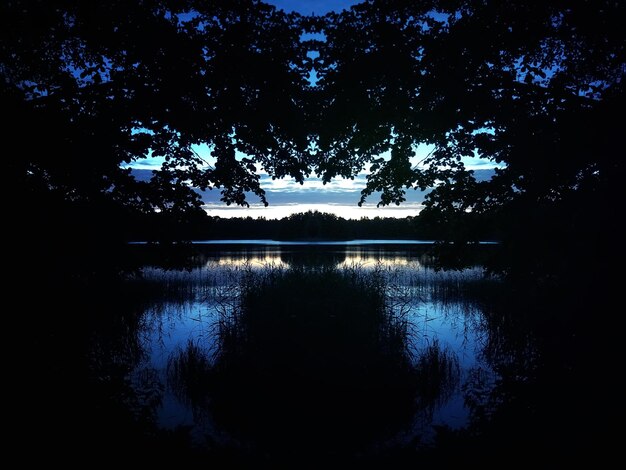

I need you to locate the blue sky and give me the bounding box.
[129,141,497,219]
[264,1,363,15]
[126,0,500,220]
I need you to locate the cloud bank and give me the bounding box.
[130,168,496,219]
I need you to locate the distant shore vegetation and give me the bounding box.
[130,209,499,243]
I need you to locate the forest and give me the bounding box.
[130,209,498,242]
[4,0,623,282]
[3,0,624,465]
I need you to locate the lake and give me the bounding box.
[80,240,601,463]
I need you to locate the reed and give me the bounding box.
[166,263,470,460]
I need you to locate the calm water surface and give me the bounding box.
[108,242,522,455]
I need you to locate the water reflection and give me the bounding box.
[95,244,533,460]
[132,244,439,271]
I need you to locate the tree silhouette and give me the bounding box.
[317,0,623,278]
[3,0,624,275]
[5,2,624,460]
[2,0,309,214]
[315,1,624,209]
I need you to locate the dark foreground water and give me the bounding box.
[27,242,617,465]
[132,245,496,442]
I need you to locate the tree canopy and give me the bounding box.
[3,0,624,252]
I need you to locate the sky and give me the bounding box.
[130,144,497,220]
[126,0,499,220]
[264,1,363,15]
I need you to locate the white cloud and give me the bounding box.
[260,174,368,192]
[123,155,165,170]
[462,154,506,170]
[126,145,499,220]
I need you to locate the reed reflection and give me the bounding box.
[90,244,539,462]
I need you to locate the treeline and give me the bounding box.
[129,210,499,242]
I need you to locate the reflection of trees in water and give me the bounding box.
[100,258,547,460]
[414,340,461,413]
[129,244,453,271]
[80,290,167,454]
[458,289,543,456]
[167,266,462,459]
[279,247,347,267]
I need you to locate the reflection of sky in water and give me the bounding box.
[337,252,423,269]
[136,301,219,428]
[141,302,218,370]
[411,301,490,432]
[131,248,498,441]
[206,254,289,269]
[191,247,429,270]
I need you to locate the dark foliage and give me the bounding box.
[166,266,463,462]
[128,209,498,242]
[4,1,623,280]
